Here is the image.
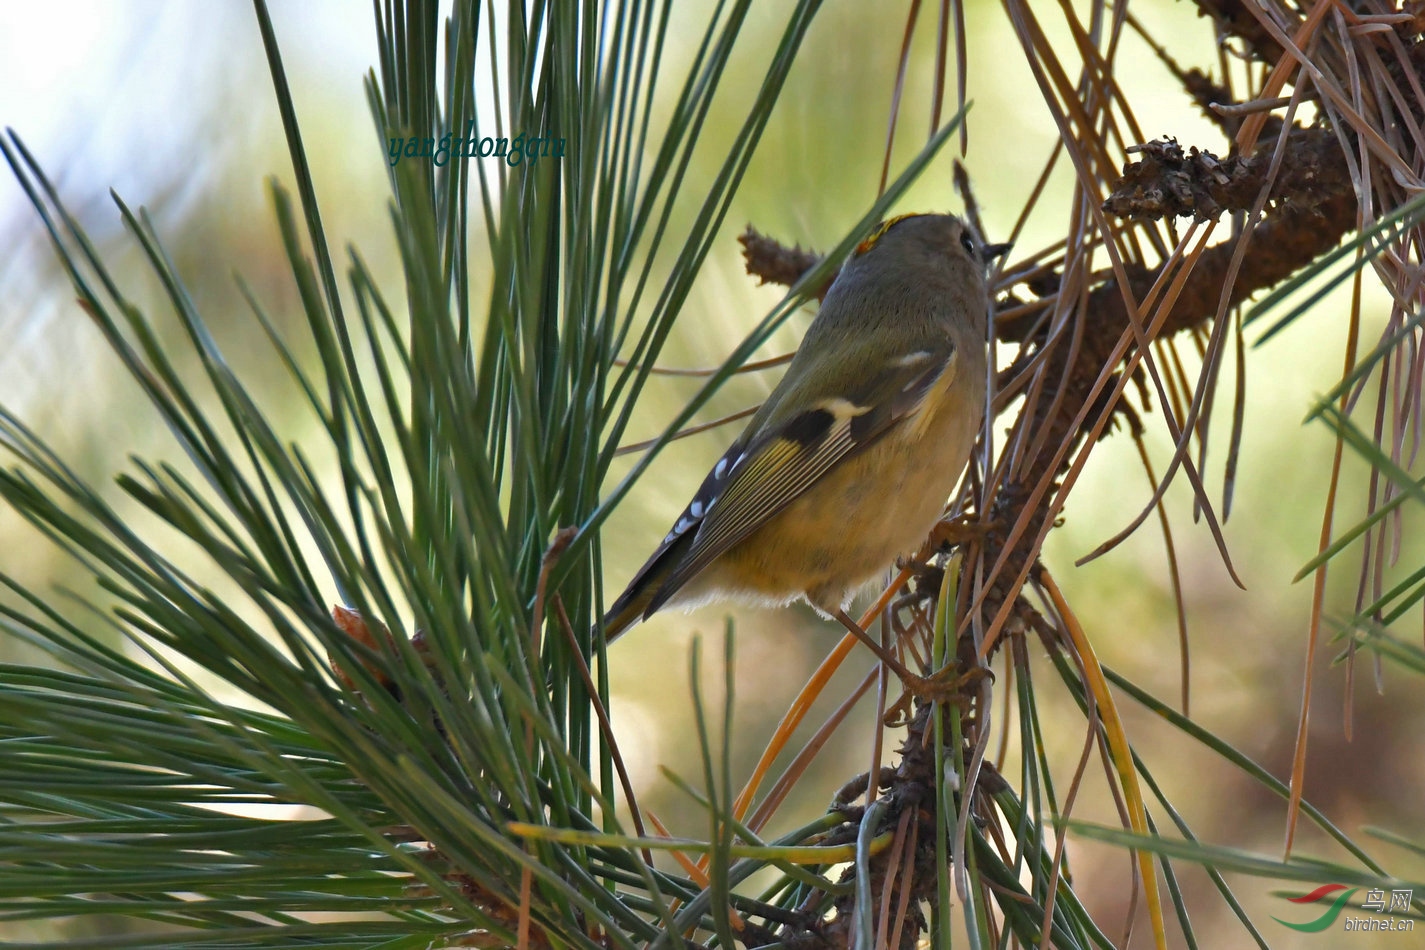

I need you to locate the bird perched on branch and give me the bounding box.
[604,212,1006,694]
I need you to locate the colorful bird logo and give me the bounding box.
[1273,884,1358,932]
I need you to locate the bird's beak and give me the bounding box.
[981,242,1013,262]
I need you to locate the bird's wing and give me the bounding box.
[641,344,958,615]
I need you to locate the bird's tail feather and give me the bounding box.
[600,579,658,643]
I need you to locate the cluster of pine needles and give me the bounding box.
[0,1,1423,949]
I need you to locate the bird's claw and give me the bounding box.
[928,515,991,549]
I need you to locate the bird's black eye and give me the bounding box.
[959,230,976,255]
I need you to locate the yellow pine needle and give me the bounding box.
[1039,566,1167,950]
[506,820,883,865]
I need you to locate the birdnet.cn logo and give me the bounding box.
[1274,883,1417,934]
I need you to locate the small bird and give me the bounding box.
[603,213,1005,691]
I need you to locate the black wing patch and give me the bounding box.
[644,348,955,614]
[781,407,835,446]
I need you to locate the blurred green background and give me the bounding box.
[1,1,1420,945]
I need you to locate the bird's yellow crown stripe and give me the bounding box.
[856,213,920,255]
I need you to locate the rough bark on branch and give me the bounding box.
[1103,127,1351,222]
